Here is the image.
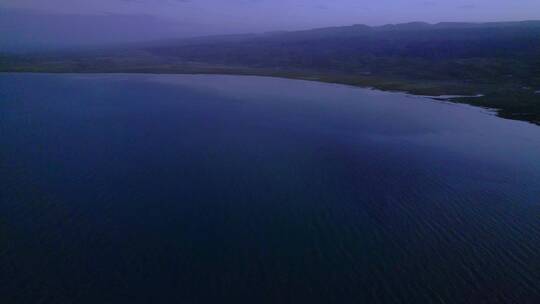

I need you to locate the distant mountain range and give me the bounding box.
[150,20,540,45]
[144,20,540,81]
[2,21,540,124]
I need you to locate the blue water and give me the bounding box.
[1,73,540,303]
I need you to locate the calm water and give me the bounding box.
[1,73,540,303]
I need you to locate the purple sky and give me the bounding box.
[1,0,540,50]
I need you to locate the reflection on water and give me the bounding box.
[1,73,540,303]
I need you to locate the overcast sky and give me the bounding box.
[2,0,540,50]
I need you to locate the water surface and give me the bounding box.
[1,73,540,303]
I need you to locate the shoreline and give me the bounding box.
[2,69,539,126]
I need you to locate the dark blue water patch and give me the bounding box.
[1,73,540,303]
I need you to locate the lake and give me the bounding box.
[1,73,540,303]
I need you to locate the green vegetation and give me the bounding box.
[2,21,540,125]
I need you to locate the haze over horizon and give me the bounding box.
[2,0,540,51]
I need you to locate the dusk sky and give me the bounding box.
[2,0,540,50]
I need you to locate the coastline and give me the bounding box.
[2,67,539,126]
